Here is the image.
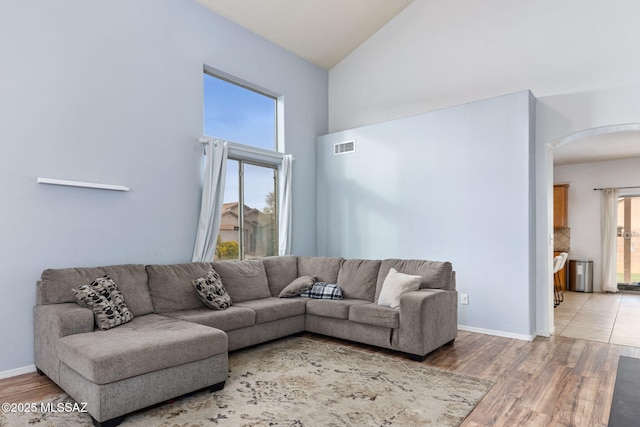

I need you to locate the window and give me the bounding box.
[203,72,279,260]
[218,160,278,259]
[203,72,276,151]
[617,196,640,284]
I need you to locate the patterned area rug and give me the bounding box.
[1,337,493,426]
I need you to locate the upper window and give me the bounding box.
[203,72,276,151]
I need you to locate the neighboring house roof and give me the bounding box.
[221,202,261,216]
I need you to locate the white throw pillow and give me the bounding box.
[377,268,422,309]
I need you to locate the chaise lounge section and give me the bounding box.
[34,256,457,426]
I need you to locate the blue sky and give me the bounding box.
[203,73,275,150]
[203,73,276,211]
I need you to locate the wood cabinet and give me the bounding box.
[554,184,569,229]
[554,251,568,291]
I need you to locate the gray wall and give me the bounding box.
[0,0,327,373]
[317,91,536,338]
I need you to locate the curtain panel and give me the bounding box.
[192,140,228,262]
[601,187,619,293]
[278,154,293,255]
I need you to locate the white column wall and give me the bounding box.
[317,91,536,339]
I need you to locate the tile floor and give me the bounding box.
[554,290,640,347]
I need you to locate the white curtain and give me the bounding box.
[192,140,228,262]
[601,188,619,293]
[278,154,293,255]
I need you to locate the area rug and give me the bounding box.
[0,337,493,426]
[608,356,640,427]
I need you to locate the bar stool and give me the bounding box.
[553,252,568,307]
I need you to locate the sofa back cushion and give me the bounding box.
[38,264,153,317]
[297,257,343,284]
[336,259,381,302]
[146,262,212,313]
[375,259,454,300]
[262,256,298,296]
[212,259,271,303]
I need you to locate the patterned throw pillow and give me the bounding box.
[300,282,344,300]
[72,275,134,330]
[192,269,232,310]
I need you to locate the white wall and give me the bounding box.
[329,0,640,145]
[554,157,640,291]
[0,0,327,374]
[317,91,536,339]
[327,0,640,343]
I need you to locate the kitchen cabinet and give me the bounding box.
[554,251,568,291]
[554,184,569,229]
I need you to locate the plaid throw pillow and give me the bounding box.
[300,282,344,300]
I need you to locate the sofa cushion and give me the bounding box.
[146,263,212,313]
[58,314,226,384]
[349,304,400,329]
[305,299,369,320]
[376,259,454,300]
[297,256,343,284]
[300,283,344,300]
[39,264,153,317]
[337,259,381,302]
[377,268,422,309]
[71,275,134,330]
[279,276,315,298]
[162,307,256,332]
[192,269,232,310]
[234,297,307,324]
[262,256,298,296]
[212,260,271,303]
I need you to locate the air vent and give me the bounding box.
[333,140,356,155]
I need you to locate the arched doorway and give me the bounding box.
[538,123,640,338]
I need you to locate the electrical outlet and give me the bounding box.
[461,294,469,305]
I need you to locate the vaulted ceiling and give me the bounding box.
[195,0,640,165]
[194,0,414,69]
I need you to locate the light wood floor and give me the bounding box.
[555,290,640,346]
[2,330,637,426]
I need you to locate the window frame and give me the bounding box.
[231,157,279,259]
[203,66,279,152]
[202,67,283,260]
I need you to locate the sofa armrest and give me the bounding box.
[396,289,457,357]
[35,303,94,337]
[34,303,94,383]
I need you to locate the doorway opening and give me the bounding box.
[617,195,640,290]
[546,123,640,342]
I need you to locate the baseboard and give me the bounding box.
[458,325,536,342]
[538,326,554,337]
[0,364,36,380]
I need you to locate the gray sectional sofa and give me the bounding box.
[34,256,457,427]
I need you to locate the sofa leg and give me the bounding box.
[446,339,455,346]
[208,380,225,393]
[91,415,124,427]
[408,353,427,362]
[36,367,44,376]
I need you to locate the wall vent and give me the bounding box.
[333,140,356,155]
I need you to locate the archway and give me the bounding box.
[537,123,640,337]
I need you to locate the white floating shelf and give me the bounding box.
[37,177,130,192]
